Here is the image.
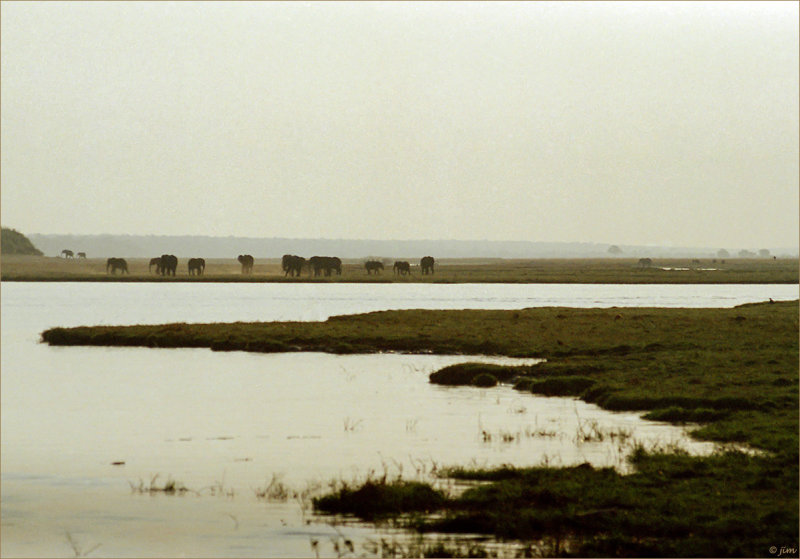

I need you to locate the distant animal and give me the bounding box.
[365,261,384,275]
[691,259,701,265]
[282,254,306,277]
[160,254,178,276]
[393,261,411,275]
[309,256,341,277]
[76,252,86,259]
[61,249,74,259]
[106,257,128,275]
[637,258,652,268]
[238,254,254,274]
[188,258,206,276]
[420,256,435,275]
[149,257,162,274]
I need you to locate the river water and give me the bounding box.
[1,282,796,557]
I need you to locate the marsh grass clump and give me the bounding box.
[512,377,535,391]
[597,394,761,413]
[361,536,497,558]
[471,373,498,388]
[129,474,192,495]
[412,450,799,557]
[245,339,288,352]
[429,363,522,386]
[253,473,291,501]
[528,376,595,397]
[644,406,730,423]
[312,479,448,520]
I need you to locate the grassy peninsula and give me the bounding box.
[41,301,799,556]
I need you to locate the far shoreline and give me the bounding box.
[2,254,798,284]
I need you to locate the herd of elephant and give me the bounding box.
[103,254,436,277]
[285,255,435,277]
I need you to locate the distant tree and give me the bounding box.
[738,249,756,258]
[1,227,44,255]
[607,245,623,256]
[717,249,730,258]
[758,249,771,258]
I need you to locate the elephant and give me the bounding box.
[160,254,178,276]
[149,257,162,274]
[282,254,306,277]
[188,258,206,276]
[393,261,411,275]
[420,256,435,275]
[76,252,87,259]
[61,249,74,259]
[238,254,254,274]
[365,261,384,275]
[106,257,128,275]
[309,256,341,277]
[638,258,653,268]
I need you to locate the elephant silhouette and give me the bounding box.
[282,254,306,277]
[309,256,341,277]
[638,258,653,268]
[420,256,435,275]
[238,254,254,274]
[188,258,206,276]
[393,261,411,275]
[365,261,384,275]
[76,252,87,259]
[61,249,74,259]
[149,257,162,274]
[160,254,178,276]
[106,257,129,274]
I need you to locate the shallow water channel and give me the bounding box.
[2,282,795,557]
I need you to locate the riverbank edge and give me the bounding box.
[40,301,799,556]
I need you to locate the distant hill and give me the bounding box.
[1,228,44,256]
[25,233,799,260]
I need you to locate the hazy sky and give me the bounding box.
[1,1,797,248]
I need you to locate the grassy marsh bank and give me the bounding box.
[4,254,798,283]
[41,301,798,556]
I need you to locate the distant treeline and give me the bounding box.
[1,228,43,256]
[26,234,797,260]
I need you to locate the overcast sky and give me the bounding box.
[1,1,797,249]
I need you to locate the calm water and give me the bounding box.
[1,282,795,557]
